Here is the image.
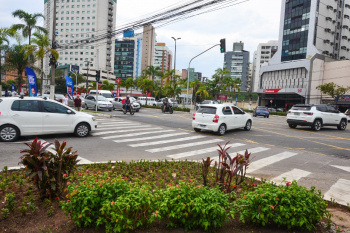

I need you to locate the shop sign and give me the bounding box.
[263,89,281,93]
[217,94,227,100]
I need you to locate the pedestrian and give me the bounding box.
[62,94,69,106]
[4,89,9,97]
[74,95,82,111]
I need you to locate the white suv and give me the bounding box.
[192,104,252,135]
[0,97,97,142]
[286,104,348,131]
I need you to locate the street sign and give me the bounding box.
[116,78,121,85]
[71,65,79,74]
[217,94,228,100]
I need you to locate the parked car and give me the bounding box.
[154,98,178,107]
[286,104,348,131]
[112,97,140,112]
[192,104,252,135]
[253,106,270,118]
[137,97,156,106]
[89,90,114,102]
[84,95,113,111]
[196,100,219,110]
[276,108,285,112]
[0,97,97,142]
[268,108,277,112]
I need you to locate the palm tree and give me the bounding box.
[143,65,162,82]
[23,32,58,95]
[88,81,97,91]
[137,77,155,105]
[0,27,16,95]
[215,67,231,88]
[196,86,209,101]
[223,77,241,103]
[124,77,134,94]
[100,80,115,91]
[166,82,182,99]
[190,79,202,103]
[11,10,47,45]
[154,85,165,99]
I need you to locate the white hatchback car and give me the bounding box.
[192,104,253,135]
[0,97,97,142]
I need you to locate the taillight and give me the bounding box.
[256,109,260,111]
[213,114,219,123]
[193,113,196,120]
[303,112,313,115]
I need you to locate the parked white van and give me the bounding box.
[89,90,114,102]
[137,97,156,106]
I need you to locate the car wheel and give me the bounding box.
[74,123,90,137]
[337,119,347,130]
[312,119,322,131]
[194,128,201,132]
[288,124,297,129]
[244,120,252,131]
[217,124,226,136]
[85,103,88,110]
[0,125,19,142]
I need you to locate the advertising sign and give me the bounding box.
[25,67,37,97]
[263,89,282,93]
[65,76,74,100]
[217,94,227,100]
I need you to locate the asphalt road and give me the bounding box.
[1,107,350,205]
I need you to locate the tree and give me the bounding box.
[154,84,165,99]
[196,86,209,101]
[11,10,47,45]
[124,77,134,94]
[143,65,162,81]
[223,76,241,103]
[166,82,182,99]
[316,82,350,101]
[23,32,59,95]
[100,80,115,91]
[0,27,16,96]
[215,67,231,90]
[190,79,202,103]
[137,77,155,105]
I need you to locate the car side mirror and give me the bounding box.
[67,110,73,114]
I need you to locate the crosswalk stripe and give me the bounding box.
[92,127,163,136]
[331,165,350,173]
[129,135,207,147]
[147,138,224,153]
[324,179,350,206]
[211,147,270,163]
[248,151,298,173]
[113,132,189,143]
[95,125,147,131]
[98,122,130,125]
[167,143,246,159]
[101,130,176,139]
[96,123,135,127]
[270,169,311,184]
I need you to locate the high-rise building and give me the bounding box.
[44,0,116,86]
[252,41,278,92]
[154,43,173,83]
[141,24,156,73]
[258,0,350,107]
[223,42,250,91]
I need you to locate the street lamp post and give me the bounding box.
[171,37,181,82]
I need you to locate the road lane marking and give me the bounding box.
[146,138,224,153]
[92,127,163,136]
[324,179,350,206]
[95,125,147,131]
[247,151,298,173]
[167,143,246,159]
[211,147,271,164]
[331,165,350,173]
[113,132,189,143]
[96,123,136,127]
[101,130,176,139]
[129,135,207,147]
[270,169,311,184]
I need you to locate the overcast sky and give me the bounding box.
[0,0,282,78]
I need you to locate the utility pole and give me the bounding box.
[171,37,181,83]
[84,60,92,94]
[50,0,57,100]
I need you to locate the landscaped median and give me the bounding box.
[142,104,191,112]
[0,139,347,232]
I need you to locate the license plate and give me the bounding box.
[294,112,300,115]
[200,124,206,127]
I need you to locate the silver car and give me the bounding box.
[155,98,178,107]
[112,97,140,112]
[84,95,113,111]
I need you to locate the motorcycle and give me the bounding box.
[123,104,135,115]
[161,103,173,114]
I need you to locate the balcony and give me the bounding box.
[107,40,112,44]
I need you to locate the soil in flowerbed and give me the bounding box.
[0,160,349,233]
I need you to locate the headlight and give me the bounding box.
[92,117,96,121]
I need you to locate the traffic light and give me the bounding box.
[96,70,101,82]
[49,55,57,66]
[220,39,226,53]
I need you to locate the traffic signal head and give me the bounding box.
[220,39,226,53]
[96,70,100,82]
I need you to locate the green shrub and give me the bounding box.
[157,181,231,231]
[5,192,16,211]
[235,180,329,230]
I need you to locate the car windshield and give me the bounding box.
[170,98,177,103]
[197,106,217,114]
[291,105,312,111]
[97,96,108,101]
[102,93,113,98]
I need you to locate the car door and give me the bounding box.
[114,98,122,110]
[221,106,235,129]
[86,96,95,108]
[316,105,331,124]
[326,106,341,125]
[42,101,73,133]
[10,100,43,135]
[232,106,247,127]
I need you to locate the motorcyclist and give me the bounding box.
[125,96,131,111]
[163,97,168,112]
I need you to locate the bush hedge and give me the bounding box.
[142,105,191,112]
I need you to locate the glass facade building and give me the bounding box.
[281,0,311,62]
[114,40,135,80]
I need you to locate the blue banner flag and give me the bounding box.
[65,76,74,100]
[25,67,37,97]
[11,84,15,91]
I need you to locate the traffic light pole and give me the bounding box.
[50,0,57,100]
[186,44,219,108]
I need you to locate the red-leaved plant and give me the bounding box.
[19,137,79,199]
